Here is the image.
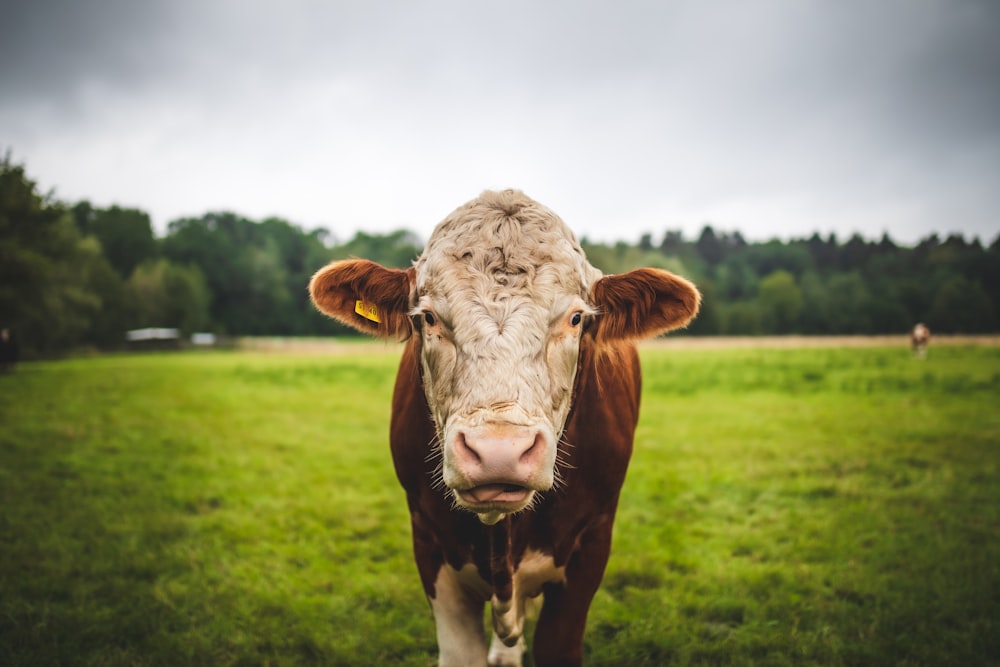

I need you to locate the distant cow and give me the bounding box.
[310,190,700,666]
[912,323,930,358]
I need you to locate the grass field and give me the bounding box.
[1,342,997,666]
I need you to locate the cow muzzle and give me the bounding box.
[443,421,555,519]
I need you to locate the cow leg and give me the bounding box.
[487,632,525,666]
[429,564,490,667]
[531,518,614,667]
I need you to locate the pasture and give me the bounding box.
[1,342,997,666]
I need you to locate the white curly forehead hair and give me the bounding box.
[413,189,603,311]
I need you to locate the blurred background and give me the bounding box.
[3,0,999,357]
[2,5,998,665]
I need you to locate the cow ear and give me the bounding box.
[309,259,414,340]
[591,268,701,341]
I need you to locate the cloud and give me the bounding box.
[2,0,999,245]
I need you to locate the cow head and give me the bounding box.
[310,190,700,524]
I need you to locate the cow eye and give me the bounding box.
[570,311,583,327]
[423,311,437,327]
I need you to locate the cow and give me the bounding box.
[309,190,700,666]
[912,322,930,358]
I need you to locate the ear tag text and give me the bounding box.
[355,300,381,323]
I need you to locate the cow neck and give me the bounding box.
[561,335,591,436]
[487,516,514,602]
[413,335,425,384]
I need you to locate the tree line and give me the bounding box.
[2,156,997,357]
[583,225,999,337]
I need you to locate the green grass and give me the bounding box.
[1,344,997,666]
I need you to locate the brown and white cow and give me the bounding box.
[310,190,700,666]
[912,322,930,358]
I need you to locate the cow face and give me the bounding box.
[310,190,700,524]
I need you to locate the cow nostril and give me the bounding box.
[520,432,544,464]
[457,431,481,464]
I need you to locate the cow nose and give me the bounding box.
[453,426,545,483]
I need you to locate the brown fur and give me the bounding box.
[308,260,414,340]
[591,267,701,342]
[391,333,642,666]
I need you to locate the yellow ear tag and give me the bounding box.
[355,300,381,323]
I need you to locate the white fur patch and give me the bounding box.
[430,563,491,666]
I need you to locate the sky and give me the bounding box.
[2,0,999,246]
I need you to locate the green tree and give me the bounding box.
[0,156,113,355]
[757,270,803,333]
[162,212,346,335]
[825,272,873,334]
[696,225,725,265]
[716,258,758,301]
[162,213,257,334]
[838,233,874,269]
[87,206,158,278]
[806,233,838,271]
[659,230,685,256]
[685,279,720,335]
[330,229,423,269]
[259,218,340,335]
[865,293,913,334]
[743,240,813,278]
[129,259,210,334]
[928,275,998,333]
[799,271,831,333]
[720,300,763,335]
[78,238,137,347]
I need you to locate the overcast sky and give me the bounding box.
[2,0,999,246]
